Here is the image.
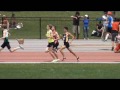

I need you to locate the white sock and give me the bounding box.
[105,34,109,40]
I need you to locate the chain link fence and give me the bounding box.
[0,17,98,39]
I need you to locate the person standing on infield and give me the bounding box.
[71,11,83,39]
[102,11,108,41]
[1,15,9,30]
[83,14,90,40]
[105,11,113,41]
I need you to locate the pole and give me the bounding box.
[39,17,41,39]
[77,25,78,39]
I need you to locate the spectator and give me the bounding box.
[10,13,17,29]
[91,21,103,37]
[102,11,108,40]
[83,14,90,40]
[111,18,120,51]
[1,15,9,30]
[114,32,120,53]
[105,11,114,41]
[71,11,83,39]
[96,21,103,37]
[16,22,23,29]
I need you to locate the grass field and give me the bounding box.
[0,11,120,39]
[0,63,120,79]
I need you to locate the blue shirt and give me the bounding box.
[108,16,113,28]
[83,18,89,27]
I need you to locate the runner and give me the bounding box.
[51,25,60,52]
[114,32,120,53]
[0,26,24,52]
[45,24,59,62]
[59,27,79,62]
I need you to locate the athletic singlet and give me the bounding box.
[112,22,120,31]
[102,15,108,26]
[63,34,69,42]
[53,32,58,43]
[3,29,9,43]
[108,16,113,28]
[46,30,54,43]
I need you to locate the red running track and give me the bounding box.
[0,52,119,62]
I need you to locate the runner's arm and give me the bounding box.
[0,31,6,39]
[68,32,75,44]
[71,16,77,19]
[59,34,63,39]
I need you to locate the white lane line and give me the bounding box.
[0,62,120,64]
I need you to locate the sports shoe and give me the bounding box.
[45,47,49,52]
[62,57,66,61]
[19,45,24,50]
[77,57,79,62]
[101,38,105,42]
[51,59,59,62]
[104,40,107,42]
[111,47,114,51]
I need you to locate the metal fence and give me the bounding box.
[0,17,98,39]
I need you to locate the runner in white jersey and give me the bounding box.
[0,26,24,52]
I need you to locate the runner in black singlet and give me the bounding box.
[59,27,79,62]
